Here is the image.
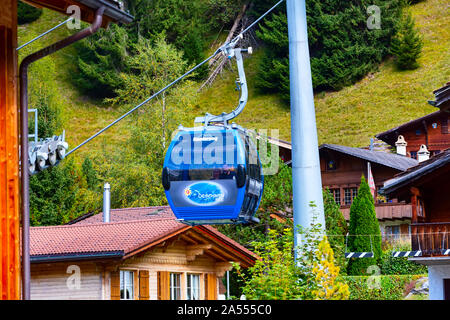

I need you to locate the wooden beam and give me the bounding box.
[186,244,213,262]
[179,234,199,245]
[422,120,429,147]
[214,262,233,277]
[203,249,228,263]
[0,0,20,300]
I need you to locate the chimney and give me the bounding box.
[395,135,407,156]
[103,183,111,223]
[417,144,430,162]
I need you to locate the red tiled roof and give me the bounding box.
[31,206,257,263]
[31,217,185,258]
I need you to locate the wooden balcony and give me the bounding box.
[341,202,412,221]
[411,222,450,256]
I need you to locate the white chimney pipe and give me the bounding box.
[395,135,407,156]
[103,183,111,223]
[417,144,430,162]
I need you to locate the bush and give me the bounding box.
[18,1,43,25]
[381,243,428,275]
[343,274,424,300]
[234,214,349,300]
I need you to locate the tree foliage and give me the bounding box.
[18,1,43,25]
[312,236,350,300]
[30,160,99,226]
[347,176,382,275]
[234,213,349,300]
[87,37,197,208]
[255,0,404,101]
[323,188,348,274]
[74,0,245,98]
[390,10,423,70]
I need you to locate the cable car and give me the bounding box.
[162,124,263,225]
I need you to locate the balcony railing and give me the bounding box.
[411,222,450,256]
[341,203,412,221]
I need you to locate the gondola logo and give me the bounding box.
[184,182,225,206]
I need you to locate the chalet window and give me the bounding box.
[415,129,421,136]
[120,270,134,300]
[344,187,357,205]
[187,274,200,300]
[326,159,337,171]
[410,151,417,160]
[170,273,182,300]
[417,197,425,218]
[385,225,400,240]
[330,188,341,205]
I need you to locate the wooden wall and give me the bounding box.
[119,240,222,300]
[402,114,450,156]
[29,239,228,300]
[320,150,399,193]
[0,0,20,300]
[30,262,104,300]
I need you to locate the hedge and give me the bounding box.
[342,275,426,300]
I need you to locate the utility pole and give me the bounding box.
[286,0,325,256]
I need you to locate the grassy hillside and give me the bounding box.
[19,0,449,164]
[197,0,449,146]
[18,10,132,163]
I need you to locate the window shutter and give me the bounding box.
[139,270,150,300]
[204,274,217,300]
[400,224,409,235]
[110,271,121,300]
[157,271,170,300]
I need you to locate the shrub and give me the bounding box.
[234,210,349,300]
[343,275,424,300]
[381,243,428,275]
[18,1,43,25]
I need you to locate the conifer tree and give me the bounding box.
[323,188,348,274]
[390,10,423,70]
[255,0,404,101]
[347,176,382,276]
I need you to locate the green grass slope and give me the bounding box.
[18,10,132,163]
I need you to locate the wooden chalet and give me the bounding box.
[319,144,418,241]
[376,110,450,160]
[29,207,256,300]
[268,141,418,241]
[0,0,131,300]
[381,149,450,300]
